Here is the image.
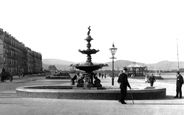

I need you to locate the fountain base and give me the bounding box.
[16,85,166,100]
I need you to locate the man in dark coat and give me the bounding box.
[149,74,156,87]
[117,68,131,104]
[174,71,183,98]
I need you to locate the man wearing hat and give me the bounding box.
[174,71,183,98]
[117,68,131,104]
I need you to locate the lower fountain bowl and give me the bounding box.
[16,85,166,100]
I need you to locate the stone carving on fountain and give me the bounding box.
[72,26,108,88]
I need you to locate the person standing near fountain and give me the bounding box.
[117,68,131,104]
[149,73,156,87]
[71,73,77,85]
[174,71,183,98]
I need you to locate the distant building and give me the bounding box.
[0,28,42,75]
[26,48,42,74]
[126,62,147,77]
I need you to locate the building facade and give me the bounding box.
[0,28,42,75]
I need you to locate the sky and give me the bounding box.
[0,0,184,64]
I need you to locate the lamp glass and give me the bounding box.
[110,47,117,56]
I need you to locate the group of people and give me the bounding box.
[117,68,184,104]
[98,73,107,79]
[71,72,102,88]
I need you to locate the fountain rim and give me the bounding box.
[16,85,166,93]
[16,85,166,100]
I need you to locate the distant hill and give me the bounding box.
[105,60,184,71]
[42,59,184,71]
[146,60,184,71]
[104,60,145,70]
[42,59,76,70]
[43,59,76,65]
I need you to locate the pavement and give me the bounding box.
[0,76,184,115]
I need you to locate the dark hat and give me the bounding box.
[177,71,180,74]
[123,68,128,71]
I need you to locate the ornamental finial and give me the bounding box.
[87,26,91,35]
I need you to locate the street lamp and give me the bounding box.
[109,43,117,86]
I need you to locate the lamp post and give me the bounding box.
[109,43,117,86]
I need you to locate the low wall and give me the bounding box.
[16,85,166,100]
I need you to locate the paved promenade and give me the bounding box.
[0,76,184,115]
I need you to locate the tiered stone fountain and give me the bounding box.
[72,26,107,88]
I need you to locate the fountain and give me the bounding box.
[71,26,108,88]
[16,27,166,100]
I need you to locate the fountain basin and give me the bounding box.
[75,65,105,72]
[16,85,166,100]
